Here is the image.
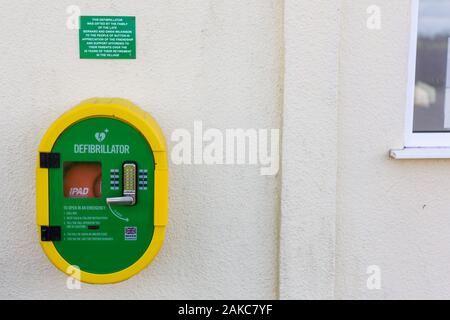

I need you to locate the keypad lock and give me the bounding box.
[107,162,137,206]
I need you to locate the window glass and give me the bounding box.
[414,0,450,132]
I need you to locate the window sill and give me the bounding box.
[390,147,450,160]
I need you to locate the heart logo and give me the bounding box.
[95,132,106,142]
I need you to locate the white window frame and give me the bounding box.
[405,0,450,147]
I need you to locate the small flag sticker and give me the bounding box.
[124,227,137,241]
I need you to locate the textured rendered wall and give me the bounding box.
[2,0,450,300]
[280,0,450,299]
[336,0,450,299]
[280,0,340,299]
[0,0,283,299]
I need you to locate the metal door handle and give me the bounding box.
[106,196,135,206]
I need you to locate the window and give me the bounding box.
[406,0,450,147]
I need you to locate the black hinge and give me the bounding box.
[41,226,61,242]
[39,152,60,169]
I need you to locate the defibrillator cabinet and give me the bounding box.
[36,98,168,284]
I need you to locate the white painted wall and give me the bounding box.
[0,0,283,299]
[281,0,450,300]
[280,0,339,300]
[336,0,450,300]
[2,0,450,300]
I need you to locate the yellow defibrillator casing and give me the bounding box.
[36,98,168,284]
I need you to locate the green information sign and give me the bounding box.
[79,16,136,59]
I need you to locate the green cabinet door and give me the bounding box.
[48,117,155,274]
